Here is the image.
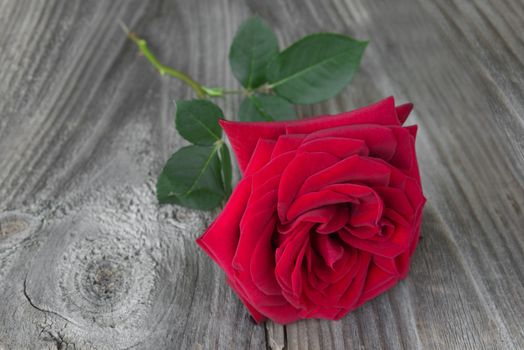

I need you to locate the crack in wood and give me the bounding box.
[23,273,81,327]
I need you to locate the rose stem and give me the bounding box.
[120,21,268,98]
[120,21,207,98]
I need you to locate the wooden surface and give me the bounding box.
[0,0,522,349]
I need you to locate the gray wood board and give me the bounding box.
[0,0,522,349]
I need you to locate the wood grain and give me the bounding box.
[0,0,522,349]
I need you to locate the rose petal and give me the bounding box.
[233,190,277,271]
[298,156,392,197]
[220,119,286,173]
[271,134,305,158]
[250,215,282,295]
[291,240,309,301]
[286,96,400,136]
[220,97,403,172]
[229,276,301,324]
[233,155,290,271]
[337,251,371,308]
[278,152,339,222]
[304,125,398,162]
[345,225,381,239]
[286,188,355,222]
[388,127,416,171]
[297,137,369,159]
[312,234,344,268]
[339,224,410,258]
[357,262,399,305]
[348,192,384,228]
[373,255,399,275]
[395,251,411,278]
[316,206,350,234]
[275,227,310,306]
[287,184,383,232]
[279,205,350,236]
[374,187,415,221]
[196,178,252,275]
[395,103,414,125]
[313,247,358,284]
[244,139,276,176]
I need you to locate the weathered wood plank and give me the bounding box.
[0,1,264,349]
[0,0,523,349]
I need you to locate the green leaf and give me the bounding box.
[156,145,224,210]
[219,143,232,196]
[266,33,368,104]
[175,99,224,145]
[239,94,297,121]
[229,16,279,89]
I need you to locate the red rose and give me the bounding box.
[197,97,426,324]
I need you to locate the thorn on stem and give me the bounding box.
[117,19,130,35]
[118,19,141,44]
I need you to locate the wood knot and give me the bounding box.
[85,260,127,302]
[0,211,37,241]
[21,198,172,347]
[58,235,149,315]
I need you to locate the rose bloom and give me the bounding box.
[197,97,426,324]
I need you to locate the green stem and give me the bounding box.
[222,89,244,95]
[201,86,244,97]
[126,31,207,97]
[121,23,270,99]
